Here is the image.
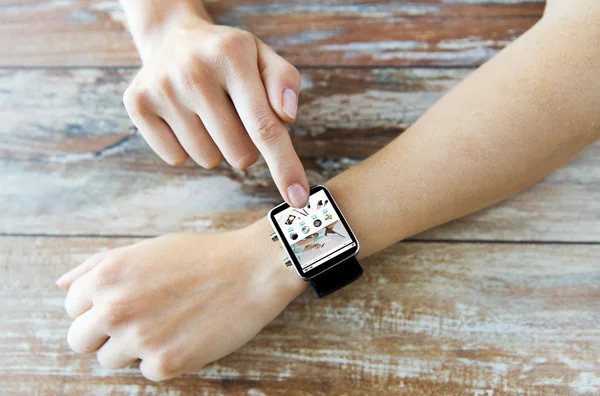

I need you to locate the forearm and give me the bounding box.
[254,7,600,297]
[119,0,211,61]
[331,10,600,257]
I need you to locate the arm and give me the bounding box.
[250,0,600,286]
[118,0,310,207]
[324,3,600,257]
[57,1,600,381]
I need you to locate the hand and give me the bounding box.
[123,16,309,207]
[55,225,307,381]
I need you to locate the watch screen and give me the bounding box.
[272,187,357,274]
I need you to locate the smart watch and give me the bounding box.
[268,185,363,298]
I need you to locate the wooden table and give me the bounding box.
[2,1,599,395]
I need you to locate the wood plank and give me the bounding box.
[0,0,545,67]
[1,237,599,394]
[3,67,461,161]
[1,67,599,241]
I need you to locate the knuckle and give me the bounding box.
[253,112,283,145]
[66,325,84,353]
[209,30,253,66]
[143,351,181,382]
[64,281,83,317]
[123,85,153,117]
[141,362,165,382]
[216,30,249,53]
[155,349,183,378]
[67,322,99,354]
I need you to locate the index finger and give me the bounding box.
[226,71,309,208]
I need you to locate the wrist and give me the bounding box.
[240,219,308,303]
[121,0,212,62]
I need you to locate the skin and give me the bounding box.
[119,0,310,208]
[56,0,600,382]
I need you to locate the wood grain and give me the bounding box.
[1,68,599,241]
[1,237,599,395]
[2,1,598,393]
[0,0,545,67]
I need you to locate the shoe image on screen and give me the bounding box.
[284,214,296,225]
[290,220,353,271]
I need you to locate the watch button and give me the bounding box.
[284,257,292,267]
[270,232,279,242]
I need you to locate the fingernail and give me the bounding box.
[287,183,308,208]
[282,88,298,120]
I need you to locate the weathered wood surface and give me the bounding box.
[2,237,599,395]
[3,0,600,394]
[2,67,599,241]
[0,0,545,67]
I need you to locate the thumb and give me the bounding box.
[256,39,301,123]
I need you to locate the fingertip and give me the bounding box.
[287,183,309,208]
[55,250,110,292]
[56,273,74,290]
[165,154,189,166]
[56,279,69,290]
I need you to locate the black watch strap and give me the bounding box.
[309,256,363,299]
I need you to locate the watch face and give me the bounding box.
[268,185,359,279]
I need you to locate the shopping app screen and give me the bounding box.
[275,190,356,272]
